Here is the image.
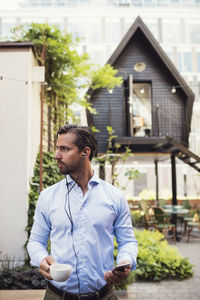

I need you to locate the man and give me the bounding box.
[27,124,138,300]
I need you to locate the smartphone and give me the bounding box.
[112,263,130,273]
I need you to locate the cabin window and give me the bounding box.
[129,81,152,137]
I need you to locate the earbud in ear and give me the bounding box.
[83,153,87,158]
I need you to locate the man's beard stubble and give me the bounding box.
[56,160,70,175]
[56,159,82,175]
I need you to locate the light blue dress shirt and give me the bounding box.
[27,173,138,294]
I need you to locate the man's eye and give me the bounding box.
[56,146,69,151]
[61,147,70,151]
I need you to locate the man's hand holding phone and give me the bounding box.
[112,263,131,274]
[104,261,131,285]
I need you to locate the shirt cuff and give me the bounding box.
[117,255,137,271]
[30,249,49,267]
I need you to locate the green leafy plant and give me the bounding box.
[113,229,193,289]
[135,230,193,281]
[131,210,145,227]
[12,23,122,151]
[25,151,63,263]
[95,126,140,187]
[139,189,156,201]
[0,266,46,290]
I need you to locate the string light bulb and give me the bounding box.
[108,88,113,94]
[140,88,145,94]
[171,86,176,94]
[0,75,199,93]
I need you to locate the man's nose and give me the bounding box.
[54,150,61,160]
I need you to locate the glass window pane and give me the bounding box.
[124,18,134,32]
[183,52,192,71]
[1,18,16,39]
[131,0,143,6]
[157,0,168,6]
[105,19,120,43]
[178,52,182,72]
[178,51,192,72]
[143,0,156,6]
[163,46,174,63]
[86,45,109,65]
[166,51,173,60]
[143,18,158,40]
[20,18,45,26]
[162,19,181,43]
[68,18,101,43]
[147,22,159,40]
[130,83,152,137]
[188,23,200,44]
[197,53,200,72]
[48,18,64,30]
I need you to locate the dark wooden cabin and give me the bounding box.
[87,16,200,205]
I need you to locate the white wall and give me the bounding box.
[0,47,41,265]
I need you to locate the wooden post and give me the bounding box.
[129,74,134,137]
[99,159,105,180]
[39,83,44,192]
[156,104,160,136]
[171,154,177,227]
[171,154,177,206]
[39,41,46,192]
[155,159,159,206]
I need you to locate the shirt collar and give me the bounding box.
[65,172,100,186]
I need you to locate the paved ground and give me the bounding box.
[0,233,199,300]
[116,233,200,300]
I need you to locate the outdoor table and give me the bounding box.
[164,206,189,241]
[163,204,183,210]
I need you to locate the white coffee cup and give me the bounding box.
[50,263,72,282]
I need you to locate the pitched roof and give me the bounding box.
[106,16,194,123]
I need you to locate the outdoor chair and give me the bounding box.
[153,206,176,242]
[128,200,139,212]
[187,213,200,243]
[183,216,193,235]
[144,207,157,230]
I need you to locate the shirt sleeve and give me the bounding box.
[114,193,138,270]
[27,191,51,267]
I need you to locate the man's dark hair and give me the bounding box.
[57,124,97,161]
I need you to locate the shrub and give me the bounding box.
[0,267,46,290]
[135,230,193,281]
[114,229,193,288]
[131,210,145,227]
